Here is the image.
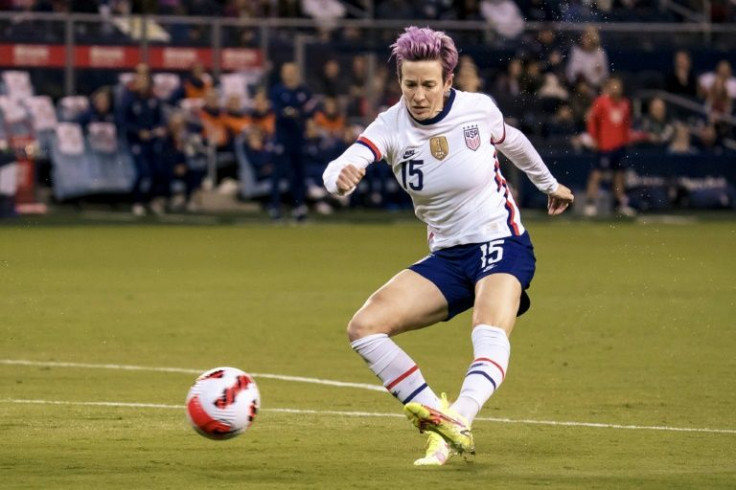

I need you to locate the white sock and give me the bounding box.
[351,333,441,409]
[452,325,510,424]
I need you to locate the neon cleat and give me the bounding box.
[413,431,452,466]
[404,400,475,456]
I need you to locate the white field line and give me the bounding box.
[2,359,735,435]
[2,398,736,435]
[0,359,385,393]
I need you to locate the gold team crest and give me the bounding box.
[429,136,449,161]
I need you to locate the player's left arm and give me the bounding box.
[494,123,574,216]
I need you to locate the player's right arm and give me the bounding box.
[323,118,390,196]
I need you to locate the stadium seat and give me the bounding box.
[58,96,90,122]
[1,70,34,101]
[87,122,118,154]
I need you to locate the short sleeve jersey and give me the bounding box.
[356,89,524,251]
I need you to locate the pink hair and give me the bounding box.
[390,26,458,82]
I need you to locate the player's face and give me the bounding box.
[400,60,452,121]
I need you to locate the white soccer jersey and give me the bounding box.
[323,89,558,251]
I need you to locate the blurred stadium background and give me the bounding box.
[0,0,734,218]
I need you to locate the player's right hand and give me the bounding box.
[336,164,365,195]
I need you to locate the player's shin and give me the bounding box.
[451,325,510,424]
[350,333,441,409]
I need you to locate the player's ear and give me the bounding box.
[444,73,454,91]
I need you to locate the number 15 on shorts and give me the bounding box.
[480,239,504,270]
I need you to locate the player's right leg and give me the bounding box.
[348,269,448,409]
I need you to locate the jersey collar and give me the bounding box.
[409,88,456,126]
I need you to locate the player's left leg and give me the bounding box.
[450,273,520,424]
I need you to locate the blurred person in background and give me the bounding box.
[635,97,675,149]
[249,88,276,137]
[313,96,346,140]
[584,76,635,217]
[180,62,213,100]
[668,122,697,154]
[704,75,734,141]
[269,62,318,221]
[122,72,167,216]
[566,26,610,90]
[162,111,207,212]
[223,93,252,140]
[78,88,116,128]
[494,57,523,96]
[199,88,230,152]
[665,50,698,99]
[315,59,349,99]
[480,0,525,43]
[698,60,736,99]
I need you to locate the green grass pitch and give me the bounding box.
[1,217,735,489]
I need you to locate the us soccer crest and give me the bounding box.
[430,136,449,160]
[463,125,480,151]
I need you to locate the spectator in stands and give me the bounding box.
[301,0,347,40]
[584,76,636,217]
[566,26,610,89]
[78,88,116,128]
[704,76,734,140]
[122,72,167,216]
[544,102,578,138]
[636,97,675,148]
[523,26,565,78]
[480,0,525,42]
[455,59,484,93]
[347,55,369,118]
[269,62,317,221]
[199,88,229,151]
[665,50,698,99]
[569,78,595,126]
[180,62,213,100]
[223,93,251,141]
[695,123,727,153]
[698,60,736,99]
[249,88,276,137]
[375,0,416,19]
[521,0,561,21]
[315,59,349,99]
[520,59,544,95]
[243,127,273,182]
[313,96,346,139]
[668,122,697,154]
[162,111,207,212]
[494,57,523,96]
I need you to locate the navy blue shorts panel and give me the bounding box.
[595,148,627,171]
[408,232,536,320]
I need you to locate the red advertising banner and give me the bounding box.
[0,44,262,71]
[0,44,67,68]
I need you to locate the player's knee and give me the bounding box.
[346,312,380,342]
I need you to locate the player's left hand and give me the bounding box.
[547,184,574,216]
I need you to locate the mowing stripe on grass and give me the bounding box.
[3,398,736,435]
[0,359,385,393]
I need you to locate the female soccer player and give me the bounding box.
[323,26,574,466]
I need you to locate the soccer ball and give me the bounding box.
[186,366,260,440]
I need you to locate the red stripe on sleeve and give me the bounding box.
[357,136,382,161]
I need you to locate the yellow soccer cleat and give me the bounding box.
[413,431,452,466]
[404,400,475,456]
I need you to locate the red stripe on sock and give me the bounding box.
[475,357,505,380]
[385,365,418,390]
